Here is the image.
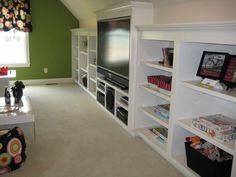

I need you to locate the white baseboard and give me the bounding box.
[10,78,73,86]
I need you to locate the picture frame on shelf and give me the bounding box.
[222,55,236,89]
[197,51,229,80]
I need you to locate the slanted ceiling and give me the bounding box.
[60,0,177,27]
[60,0,236,28]
[60,0,129,27]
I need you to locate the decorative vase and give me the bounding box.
[13,90,23,103]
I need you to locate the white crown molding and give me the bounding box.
[95,1,153,21]
[136,21,236,31]
[10,78,73,86]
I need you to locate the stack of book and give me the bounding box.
[153,104,170,120]
[192,114,236,142]
[149,127,168,144]
[147,75,172,94]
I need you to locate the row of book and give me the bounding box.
[153,104,170,120]
[192,114,236,142]
[149,127,168,144]
[147,75,172,92]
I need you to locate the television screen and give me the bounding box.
[97,17,130,79]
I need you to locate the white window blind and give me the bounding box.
[0,29,30,67]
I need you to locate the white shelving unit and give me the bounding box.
[134,35,174,169]
[134,22,236,177]
[140,60,173,73]
[95,1,154,133]
[139,106,169,128]
[140,85,171,101]
[71,29,79,83]
[136,128,168,155]
[70,28,97,98]
[96,76,130,131]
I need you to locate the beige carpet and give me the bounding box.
[4,84,184,177]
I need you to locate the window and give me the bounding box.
[0,29,30,67]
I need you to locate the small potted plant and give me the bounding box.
[11,80,25,103]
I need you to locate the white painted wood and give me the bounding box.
[89,78,96,83]
[98,77,129,97]
[140,85,171,101]
[116,100,128,111]
[89,64,96,68]
[95,1,154,132]
[134,22,236,177]
[182,80,236,104]
[139,106,169,128]
[140,61,173,73]
[95,1,153,21]
[96,87,105,95]
[136,128,167,154]
[71,28,97,98]
[177,119,235,155]
[71,29,79,83]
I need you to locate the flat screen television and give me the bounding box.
[97,17,130,90]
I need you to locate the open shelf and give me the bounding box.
[71,29,97,99]
[141,60,173,73]
[136,128,167,156]
[89,63,96,68]
[139,106,169,128]
[89,77,96,83]
[182,80,236,104]
[80,67,87,73]
[80,51,88,55]
[99,103,129,130]
[97,77,129,97]
[116,100,128,111]
[177,119,235,155]
[97,87,105,94]
[134,22,236,177]
[140,84,171,101]
[73,79,79,85]
[90,49,96,53]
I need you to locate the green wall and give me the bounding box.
[15,0,79,80]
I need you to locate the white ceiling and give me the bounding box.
[60,0,130,27]
[59,0,197,27]
[60,0,236,27]
[61,0,182,27]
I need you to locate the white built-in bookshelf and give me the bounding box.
[71,28,97,98]
[134,22,236,177]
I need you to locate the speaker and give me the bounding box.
[106,87,115,114]
[97,91,105,106]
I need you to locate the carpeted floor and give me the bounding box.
[4,84,184,177]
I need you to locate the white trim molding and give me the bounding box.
[10,78,73,86]
[136,21,236,31]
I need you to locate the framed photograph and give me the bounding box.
[222,55,236,88]
[197,51,229,80]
